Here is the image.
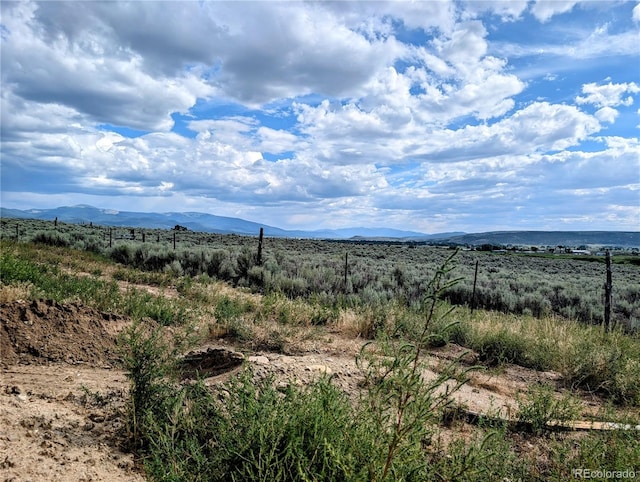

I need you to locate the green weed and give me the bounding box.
[516,384,582,434]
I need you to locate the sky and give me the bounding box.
[1,1,639,234]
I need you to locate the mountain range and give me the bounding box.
[2,205,638,247]
[0,205,457,240]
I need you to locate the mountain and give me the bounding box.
[0,205,431,239]
[2,206,638,246]
[442,231,640,248]
[1,205,291,236]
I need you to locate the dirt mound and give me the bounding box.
[180,346,245,379]
[0,299,129,367]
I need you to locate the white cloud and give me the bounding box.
[1,2,212,131]
[530,1,579,23]
[461,0,529,22]
[491,22,639,64]
[1,0,637,232]
[209,3,405,106]
[576,82,640,108]
[434,102,599,161]
[1,1,403,126]
[317,0,457,38]
[633,3,640,22]
[503,102,600,151]
[434,21,488,66]
[256,127,302,155]
[292,53,525,163]
[594,106,619,123]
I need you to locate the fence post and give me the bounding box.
[604,250,612,332]
[109,228,112,248]
[344,252,349,293]
[257,227,264,266]
[173,231,176,250]
[471,260,479,314]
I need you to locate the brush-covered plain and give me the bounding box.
[1,219,640,481]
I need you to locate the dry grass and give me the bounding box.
[332,309,368,338]
[0,283,33,303]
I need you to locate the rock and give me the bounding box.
[461,352,479,365]
[305,365,332,375]
[0,433,17,442]
[248,355,270,365]
[88,413,105,423]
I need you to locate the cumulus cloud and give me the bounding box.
[331,1,458,36]
[1,2,211,131]
[461,0,529,22]
[210,3,404,105]
[594,107,619,123]
[1,1,402,126]
[504,102,601,151]
[530,1,579,23]
[576,82,639,108]
[1,0,637,231]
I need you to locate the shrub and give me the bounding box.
[565,331,640,405]
[109,243,134,265]
[31,231,71,248]
[516,384,581,434]
[473,327,530,367]
[122,250,502,481]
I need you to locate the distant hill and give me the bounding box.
[2,206,638,247]
[0,205,432,239]
[442,231,640,248]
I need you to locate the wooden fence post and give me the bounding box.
[344,252,349,293]
[604,250,612,332]
[257,227,264,266]
[173,231,176,250]
[471,260,479,314]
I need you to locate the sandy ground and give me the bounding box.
[0,295,611,482]
[1,365,142,482]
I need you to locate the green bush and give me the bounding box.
[516,384,581,434]
[31,231,71,248]
[122,251,499,481]
[472,328,530,367]
[565,332,640,405]
[6,218,640,327]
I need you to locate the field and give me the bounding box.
[1,218,640,481]
[3,217,640,329]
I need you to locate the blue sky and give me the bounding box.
[1,0,639,233]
